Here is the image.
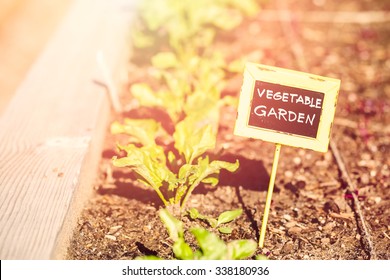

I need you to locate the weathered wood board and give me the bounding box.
[0,0,134,259]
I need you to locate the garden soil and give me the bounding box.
[67,0,389,260]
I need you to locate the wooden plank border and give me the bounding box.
[0,0,134,259]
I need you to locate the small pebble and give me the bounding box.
[324,152,333,162]
[288,227,302,236]
[281,241,294,254]
[221,143,230,149]
[285,221,297,228]
[293,157,301,165]
[143,224,152,233]
[296,180,306,189]
[361,153,371,161]
[356,234,361,240]
[108,225,122,235]
[321,238,330,245]
[360,174,370,185]
[318,217,326,225]
[324,201,340,214]
[105,235,116,241]
[284,170,293,178]
[283,214,292,221]
[322,222,336,232]
[305,153,312,160]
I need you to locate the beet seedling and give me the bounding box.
[132,0,260,51]
[188,208,243,234]
[130,51,227,126]
[112,118,239,213]
[111,118,167,147]
[136,209,258,260]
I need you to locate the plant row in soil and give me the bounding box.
[67,0,389,260]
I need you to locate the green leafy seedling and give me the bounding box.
[188,208,243,234]
[112,119,239,212]
[151,209,257,260]
[111,118,167,147]
[133,0,260,52]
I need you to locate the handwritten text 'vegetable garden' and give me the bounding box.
[253,88,323,126]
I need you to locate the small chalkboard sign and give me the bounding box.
[235,63,340,152]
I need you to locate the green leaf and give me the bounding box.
[130,76,186,123]
[139,0,173,31]
[187,208,217,228]
[173,118,216,164]
[112,144,176,205]
[193,250,203,260]
[130,83,164,107]
[183,92,220,126]
[256,255,269,260]
[210,9,242,30]
[217,208,243,226]
[173,238,194,260]
[167,151,176,165]
[180,157,239,210]
[135,255,163,260]
[178,164,193,180]
[210,159,240,173]
[201,176,218,186]
[227,239,257,260]
[110,118,162,146]
[189,157,239,187]
[193,28,216,49]
[227,58,245,73]
[218,227,233,234]
[152,52,179,69]
[190,228,227,260]
[188,208,200,219]
[227,0,260,17]
[219,96,238,108]
[159,208,183,242]
[206,218,218,228]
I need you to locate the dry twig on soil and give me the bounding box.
[329,140,377,259]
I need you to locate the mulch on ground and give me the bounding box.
[67,0,389,260]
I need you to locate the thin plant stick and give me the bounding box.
[259,143,282,248]
[96,50,123,113]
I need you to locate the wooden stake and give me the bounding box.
[259,143,282,248]
[96,50,123,113]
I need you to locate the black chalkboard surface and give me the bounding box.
[248,81,324,138]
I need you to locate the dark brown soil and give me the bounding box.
[67,0,389,260]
